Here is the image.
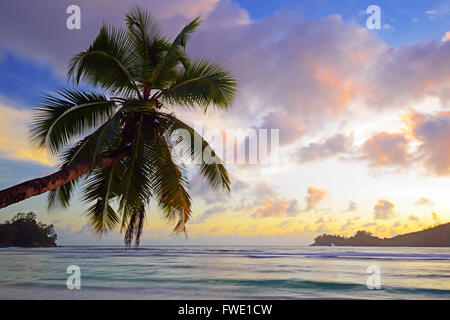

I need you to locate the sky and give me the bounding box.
[1,0,450,245]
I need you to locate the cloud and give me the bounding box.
[361,132,411,167]
[0,0,219,75]
[413,197,434,206]
[0,103,53,166]
[251,198,299,218]
[339,219,353,232]
[232,181,299,219]
[188,11,384,140]
[442,32,450,42]
[294,133,354,163]
[364,40,450,109]
[3,0,450,153]
[232,179,249,192]
[425,3,450,18]
[431,211,441,224]
[405,110,450,176]
[352,110,450,176]
[209,225,222,233]
[314,223,331,234]
[252,181,277,199]
[305,186,329,211]
[193,6,450,140]
[191,173,248,205]
[259,111,305,145]
[362,222,377,227]
[342,201,357,212]
[375,225,388,234]
[195,205,227,222]
[408,215,419,222]
[392,221,401,228]
[373,199,395,220]
[276,220,292,230]
[190,172,229,204]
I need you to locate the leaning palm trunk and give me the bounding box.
[0,148,129,209]
[0,7,236,247]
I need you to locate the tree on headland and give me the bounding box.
[311,223,450,247]
[0,7,237,247]
[0,212,57,247]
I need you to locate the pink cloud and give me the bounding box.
[365,41,450,109]
[361,132,411,167]
[294,133,354,163]
[251,198,299,218]
[406,110,450,175]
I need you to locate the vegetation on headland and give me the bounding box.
[311,223,450,247]
[0,7,236,247]
[0,212,57,247]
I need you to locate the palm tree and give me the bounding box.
[0,7,237,247]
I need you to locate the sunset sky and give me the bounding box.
[1,0,450,245]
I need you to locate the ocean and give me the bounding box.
[0,246,449,299]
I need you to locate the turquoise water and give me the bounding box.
[0,246,449,299]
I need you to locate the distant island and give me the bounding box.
[311,223,450,247]
[0,212,57,247]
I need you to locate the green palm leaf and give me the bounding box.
[83,165,122,234]
[160,112,231,193]
[149,135,192,234]
[30,89,117,155]
[162,59,237,110]
[68,24,141,98]
[126,6,168,85]
[149,18,200,90]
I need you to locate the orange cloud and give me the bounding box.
[252,198,299,218]
[312,64,365,115]
[361,132,411,167]
[305,186,329,211]
[442,31,450,42]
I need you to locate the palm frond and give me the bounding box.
[68,24,141,98]
[124,202,146,248]
[118,115,153,227]
[126,6,167,84]
[172,17,201,50]
[159,112,231,193]
[83,164,122,234]
[47,176,82,210]
[162,59,237,110]
[149,18,201,90]
[30,89,117,155]
[149,135,191,235]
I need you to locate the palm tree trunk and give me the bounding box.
[0,148,129,209]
